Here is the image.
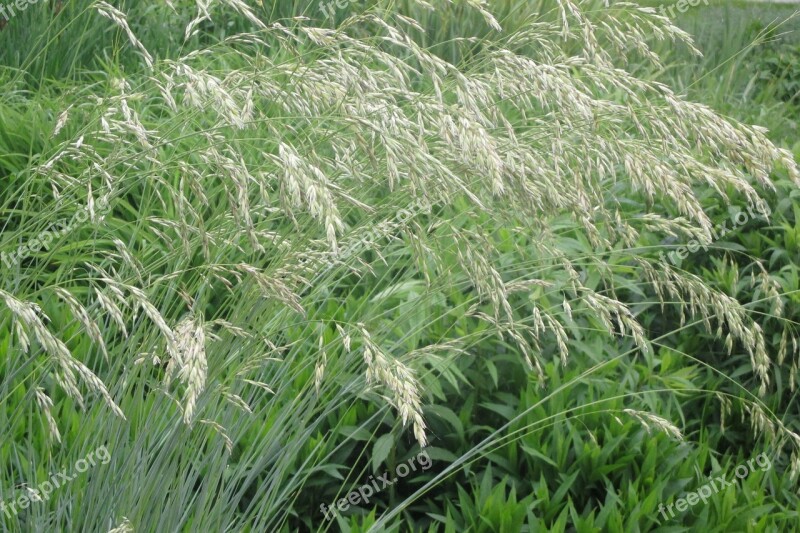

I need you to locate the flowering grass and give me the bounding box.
[0,1,799,531]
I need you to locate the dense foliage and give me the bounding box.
[1,1,799,531]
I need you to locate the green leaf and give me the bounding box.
[372,433,394,472]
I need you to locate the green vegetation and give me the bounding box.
[1,1,799,531]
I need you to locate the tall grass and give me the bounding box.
[1,1,799,531]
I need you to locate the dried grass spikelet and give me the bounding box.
[184,0,266,41]
[336,323,351,353]
[742,402,776,442]
[94,287,129,338]
[107,517,134,533]
[236,263,305,315]
[93,2,154,70]
[69,357,126,419]
[131,286,179,358]
[467,304,546,382]
[358,324,427,446]
[192,142,264,252]
[199,418,233,454]
[790,453,800,482]
[623,409,683,441]
[638,260,772,392]
[769,420,800,480]
[111,238,145,284]
[219,387,252,414]
[89,265,179,359]
[0,289,124,418]
[272,142,345,251]
[315,333,326,396]
[242,379,275,395]
[580,291,648,355]
[167,315,208,424]
[52,105,71,137]
[452,229,512,321]
[465,0,501,32]
[54,287,108,361]
[208,319,252,340]
[715,393,732,434]
[93,78,155,152]
[164,62,255,129]
[34,387,61,443]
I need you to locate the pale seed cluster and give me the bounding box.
[1,0,797,458]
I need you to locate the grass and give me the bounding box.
[1,1,800,531]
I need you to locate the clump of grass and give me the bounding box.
[1,0,799,530]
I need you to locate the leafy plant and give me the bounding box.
[1,1,799,532]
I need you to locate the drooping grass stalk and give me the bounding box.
[1,1,799,531]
